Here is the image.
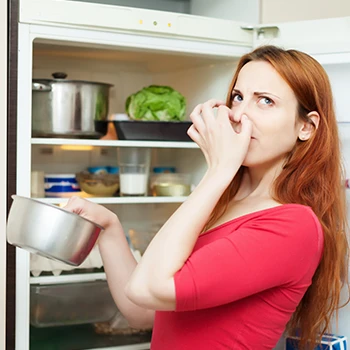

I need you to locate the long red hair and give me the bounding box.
[204,45,349,348]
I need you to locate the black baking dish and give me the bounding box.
[113,120,193,142]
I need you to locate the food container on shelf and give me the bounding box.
[152,166,176,174]
[87,166,120,175]
[32,72,112,139]
[30,245,104,277]
[151,173,192,196]
[30,246,141,277]
[76,171,119,197]
[30,280,118,327]
[87,166,109,175]
[113,120,193,141]
[31,170,45,198]
[7,195,104,266]
[108,166,119,174]
[44,174,82,198]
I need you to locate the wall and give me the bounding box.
[190,0,260,23]
[261,0,350,23]
[0,0,7,347]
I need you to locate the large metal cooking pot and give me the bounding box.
[7,195,104,266]
[32,72,113,138]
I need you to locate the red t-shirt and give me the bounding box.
[150,204,324,349]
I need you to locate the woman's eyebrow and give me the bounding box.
[232,88,281,100]
[254,91,281,100]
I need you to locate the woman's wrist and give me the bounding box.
[99,215,124,239]
[202,167,237,189]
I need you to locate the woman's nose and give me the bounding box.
[231,103,249,123]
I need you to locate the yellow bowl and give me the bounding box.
[76,172,119,197]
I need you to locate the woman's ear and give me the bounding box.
[298,111,320,141]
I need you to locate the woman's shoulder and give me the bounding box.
[242,204,324,251]
[244,203,322,233]
[205,202,321,235]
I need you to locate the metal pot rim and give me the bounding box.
[32,79,113,87]
[11,195,105,230]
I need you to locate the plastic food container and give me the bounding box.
[76,171,119,197]
[87,166,109,175]
[44,174,81,198]
[152,166,176,174]
[30,245,104,277]
[151,173,191,196]
[113,121,193,141]
[30,281,118,327]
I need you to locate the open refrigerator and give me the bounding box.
[7,0,350,348]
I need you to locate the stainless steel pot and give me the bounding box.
[7,195,104,266]
[32,72,113,138]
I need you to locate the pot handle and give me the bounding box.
[52,72,67,79]
[32,83,52,92]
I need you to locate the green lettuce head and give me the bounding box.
[126,85,186,121]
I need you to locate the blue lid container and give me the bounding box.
[44,174,80,196]
[108,166,119,174]
[153,167,176,174]
[88,166,109,175]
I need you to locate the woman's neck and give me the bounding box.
[234,159,285,202]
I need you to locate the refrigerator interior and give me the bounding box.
[29,40,242,348]
[31,39,239,239]
[29,42,350,348]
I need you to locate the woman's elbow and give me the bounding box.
[125,279,148,308]
[126,311,154,330]
[125,279,176,311]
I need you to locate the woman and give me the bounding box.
[65,45,349,349]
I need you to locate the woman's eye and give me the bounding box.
[232,94,243,103]
[259,97,273,105]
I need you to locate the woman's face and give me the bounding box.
[231,60,302,169]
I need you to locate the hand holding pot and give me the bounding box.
[63,196,122,237]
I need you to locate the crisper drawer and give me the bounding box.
[30,280,118,327]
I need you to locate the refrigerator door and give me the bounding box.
[253,16,350,61]
[0,0,7,348]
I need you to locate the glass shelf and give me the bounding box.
[35,196,187,205]
[31,138,198,149]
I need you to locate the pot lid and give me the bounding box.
[33,72,113,87]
